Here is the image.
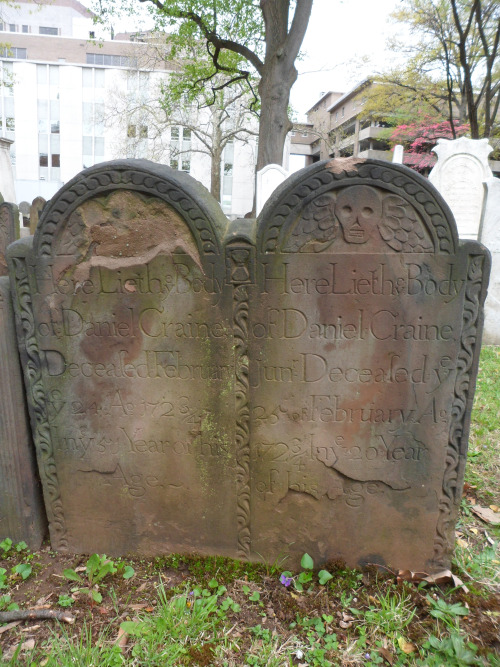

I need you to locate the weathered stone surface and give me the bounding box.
[9,161,237,556]
[29,197,46,236]
[0,277,46,548]
[0,203,18,276]
[8,158,489,572]
[478,177,500,344]
[429,137,493,240]
[249,158,489,571]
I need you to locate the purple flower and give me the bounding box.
[280,574,292,587]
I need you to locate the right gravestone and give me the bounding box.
[250,158,489,571]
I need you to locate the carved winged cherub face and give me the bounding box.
[335,186,382,244]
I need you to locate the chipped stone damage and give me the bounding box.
[54,190,202,285]
[326,157,366,174]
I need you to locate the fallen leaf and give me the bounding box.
[21,625,40,632]
[339,620,352,629]
[489,505,500,513]
[471,505,500,525]
[115,626,128,652]
[75,566,86,572]
[456,538,468,548]
[98,606,111,616]
[378,646,394,664]
[368,595,379,605]
[397,569,468,593]
[20,639,35,651]
[35,594,53,606]
[129,604,148,610]
[470,528,479,535]
[397,637,416,654]
[144,606,154,613]
[0,621,21,634]
[136,582,148,592]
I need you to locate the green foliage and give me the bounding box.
[121,583,223,665]
[0,594,18,612]
[43,623,125,667]
[280,554,333,593]
[421,631,481,666]
[57,593,75,608]
[11,563,32,581]
[427,595,470,628]
[0,538,12,554]
[63,554,133,605]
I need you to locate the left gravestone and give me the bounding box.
[8,161,237,555]
[0,277,46,547]
[0,198,46,547]
[0,202,19,275]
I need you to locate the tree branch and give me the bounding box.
[139,0,264,73]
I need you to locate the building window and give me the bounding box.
[39,26,58,35]
[0,61,15,175]
[22,25,28,33]
[82,68,106,168]
[9,24,16,32]
[169,126,191,173]
[301,131,308,137]
[0,47,27,59]
[37,64,60,180]
[89,31,95,38]
[342,106,345,117]
[86,53,137,67]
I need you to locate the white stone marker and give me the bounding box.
[478,177,500,344]
[429,137,493,240]
[256,163,289,215]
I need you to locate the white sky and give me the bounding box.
[87,0,402,121]
[291,0,401,120]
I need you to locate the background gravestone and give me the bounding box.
[478,177,500,344]
[256,164,289,215]
[429,137,493,240]
[247,158,489,571]
[9,158,489,572]
[0,202,18,275]
[0,277,46,548]
[8,161,238,556]
[29,196,47,236]
[19,201,31,229]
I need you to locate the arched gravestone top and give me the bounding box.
[34,160,226,258]
[258,158,458,255]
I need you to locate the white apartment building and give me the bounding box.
[0,0,258,216]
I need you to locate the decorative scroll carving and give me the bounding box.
[432,253,485,568]
[10,256,67,548]
[232,260,251,557]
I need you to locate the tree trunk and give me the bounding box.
[256,61,296,170]
[256,0,313,171]
[211,123,223,202]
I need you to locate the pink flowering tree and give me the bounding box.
[390,118,470,173]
